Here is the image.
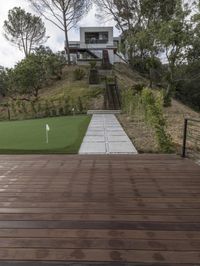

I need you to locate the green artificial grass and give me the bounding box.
[0,115,91,154]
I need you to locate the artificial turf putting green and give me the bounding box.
[0,115,91,154]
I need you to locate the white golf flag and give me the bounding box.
[46,124,50,131]
[46,124,50,143]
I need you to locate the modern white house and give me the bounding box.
[68,27,124,65]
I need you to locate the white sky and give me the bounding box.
[0,0,119,68]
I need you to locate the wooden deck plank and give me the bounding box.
[0,238,200,251]
[0,229,200,240]
[0,248,200,263]
[0,154,199,264]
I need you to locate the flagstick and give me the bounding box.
[46,129,49,144]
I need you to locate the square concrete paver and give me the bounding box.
[87,130,105,136]
[108,142,137,154]
[107,131,126,136]
[84,136,105,142]
[108,135,131,142]
[79,142,106,154]
[106,127,124,131]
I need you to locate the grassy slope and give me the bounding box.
[0,65,104,121]
[40,66,90,101]
[39,65,104,109]
[114,63,149,89]
[115,63,200,153]
[0,115,91,154]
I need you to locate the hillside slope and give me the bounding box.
[0,65,104,121]
[115,63,200,154]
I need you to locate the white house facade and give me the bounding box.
[68,27,124,65]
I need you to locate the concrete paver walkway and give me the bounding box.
[79,114,137,154]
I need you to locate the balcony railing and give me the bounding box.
[85,39,109,44]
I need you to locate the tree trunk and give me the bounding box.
[63,11,71,65]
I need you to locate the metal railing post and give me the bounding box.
[182,118,188,158]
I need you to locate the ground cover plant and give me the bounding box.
[0,115,90,154]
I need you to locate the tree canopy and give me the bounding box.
[95,0,200,106]
[28,0,91,64]
[1,47,66,102]
[4,7,48,57]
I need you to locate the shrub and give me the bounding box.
[45,100,50,117]
[16,100,22,114]
[132,83,145,94]
[30,101,37,115]
[73,68,85,81]
[51,109,57,117]
[90,61,97,69]
[58,107,64,116]
[21,101,27,114]
[11,101,17,117]
[77,97,84,113]
[163,88,172,107]
[122,88,141,116]
[106,75,115,84]
[141,88,173,153]
[64,97,70,115]
[37,102,42,114]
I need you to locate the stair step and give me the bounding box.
[87,110,121,115]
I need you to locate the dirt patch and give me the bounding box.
[118,114,159,153]
[164,100,200,154]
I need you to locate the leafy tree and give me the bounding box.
[10,54,46,100]
[157,1,193,105]
[4,7,47,57]
[176,61,200,111]
[29,0,91,64]
[95,0,198,106]
[35,46,66,80]
[95,0,176,63]
[3,46,66,102]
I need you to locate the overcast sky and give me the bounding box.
[0,0,119,68]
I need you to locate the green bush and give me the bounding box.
[37,102,42,114]
[45,100,50,117]
[122,89,141,116]
[51,109,57,117]
[90,61,97,69]
[30,101,37,115]
[163,88,172,107]
[73,68,85,81]
[21,101,27,114]
[58,107,64,116]
[11,101,17,117]
[64,97,70,115]
[106,75,115,84]
[77,97,84,113]
[141,88,173,153]
[122,87,173,153]
[132,83,145,94]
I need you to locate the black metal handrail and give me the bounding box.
[182,118,200,158]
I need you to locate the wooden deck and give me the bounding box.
[0,154,199,265]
